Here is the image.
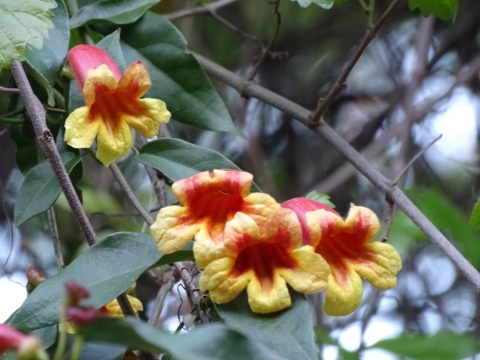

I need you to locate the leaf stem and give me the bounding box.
[70,335,84,360]
[47,207,64,269]
[53,305,68,360]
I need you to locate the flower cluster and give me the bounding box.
[64,45,171,167]
[150,170,402,315]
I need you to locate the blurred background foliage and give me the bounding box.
[2,0,480,359]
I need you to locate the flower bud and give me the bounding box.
[26,267,46,294]
[64,279,90,305]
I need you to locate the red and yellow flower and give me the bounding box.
[283,199,402,316]
[64,45,171,166]
[150,170,279,268]
[199,209,331,313]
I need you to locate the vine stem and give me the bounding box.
[192,52,480,292]
[10,60,138,318]
[165,0,239,21]
[309,0,402,123]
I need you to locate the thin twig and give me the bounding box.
[247,0,281,81]
[0,85,19,93]
[11,60,137,319]
[47,207,64,269]
[148,269,177,327]
[192,52,480,292]
[110,163,155,226]
[392,134,442,186]
[165,0,240,21]
[309,0,403,124]
[209,10,263,49]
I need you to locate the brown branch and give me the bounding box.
[0,85,19,93]
[192,52,480,292]
[308,0,403,124]
[247,0,281,81]
[165,0,240,21]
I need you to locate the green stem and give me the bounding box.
[70,335,84,360]
[53,305,68,360]
[368,0,375,27]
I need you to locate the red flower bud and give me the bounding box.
[66,306,99,326]
[0,324,47,360]
[26,267,46,294]
[64,279,90,305]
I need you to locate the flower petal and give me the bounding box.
[279,246,330,294]
[354,242,402,289]
[123,98,171,138]
[83,64,118,106]
[95,118,132,166]
[151,206,201,254]
[246,272,291,313]
[199,258,250,304]
[117,61,152,98]
[103,295,143,316]
[64,106,100,149]
[343,204,380,244]
[323,265,363,316]
[243,192,281,224]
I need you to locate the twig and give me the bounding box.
[308,0,402,124]
[0,85,19,93]
[47,207,64,269]
[247,0,281,81]
[165,0,240,21]
[192,52,480,292]
[11,60,137,319]
[392,134,442,186]
[110,163,155,226]
[148,269,177,327]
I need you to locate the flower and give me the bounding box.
[64,45,171,166]
[0,324,47,360]
[283,199,402,316]
[199,209,331,313]
[100,296,143,316]
[150,170,280,268]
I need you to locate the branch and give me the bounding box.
[165,0,240,21]
[0,86,19,93]
[309,0,403,124]
[148,269,177,327]
[192,52,480,291]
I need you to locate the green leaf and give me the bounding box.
[26,0,69,106]
[96,29,126,72]
[408,0,458,21]
[469,199,480,229]
[70,0,159,29]
[14,153,82,226]
[305,190,335,208]
[215,291,317,360]
[79,343,126,360]
[83,317,280,360]
[0,0,57,70]
[135,139,260,191]
[121,12,242,136]
[149,243,194,269]
[407,188,480,266]
[291,0,334,9]
[369,331,480,360]
[7,232,160,332]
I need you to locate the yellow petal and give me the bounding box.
[124,98,171,138]
[64,106,100,149]
[323,265,363,316]
[83,64,118,106]
[243,192,281,224]
[343,204,380,244]
[354,242,402,290]
[151,206,201,254]
[103,295,143,316]
[279,246,330,294]
[117,61,152,98]
[246,272,291,313]
[95,118,132,166]
[199,258,250,304]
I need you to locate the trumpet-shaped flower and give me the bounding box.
[100,296,143,316]
[150,170,280,268]
[0,324,47,360]
[283,199,402,316]
[64,45,171,166]
[199,209,331,313]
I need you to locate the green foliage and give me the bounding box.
[408,0,458,21]
[305,190,336,208]
[121,12,242,136]
[407,188,480,266]
[83,318,277,360]
[469,199,480,229]
[96,29,126,72]
[79,343,126,360]
[69,0,159,29]
[0,0,57,70]
[14,153,81,226]
[26,0,69,106]
[291,0,349,9]
[216,291,316,360]
[369,330,480,360]
[7,232,160,331]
